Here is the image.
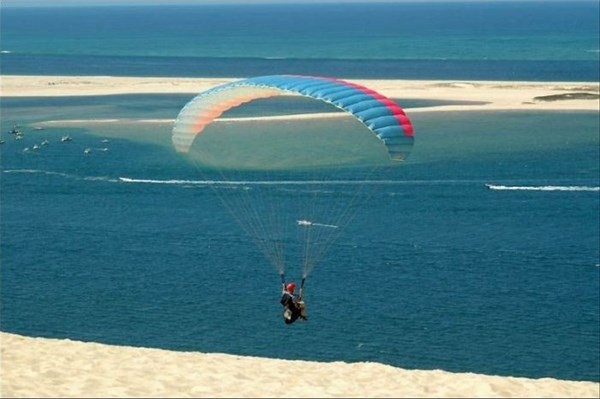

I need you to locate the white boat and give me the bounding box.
[84,148,92,154]
[32,144,40,150]
[101,139,110,143]
[297,219,337,229]
[61,136,72,142]
[15,134,23,141]
[41,139,50,146]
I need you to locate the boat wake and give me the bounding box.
[486,184,599,192]
[3,169,118,182]
[118,177,495,186]
[118,177,388,186]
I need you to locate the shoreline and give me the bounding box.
[2,75,599,113]
[1,332,598,398]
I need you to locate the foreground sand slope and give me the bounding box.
[2,75,599,112]
[1,332,598,398]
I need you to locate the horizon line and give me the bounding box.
[3,0,599,9]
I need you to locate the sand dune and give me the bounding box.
[1,332,598,398]
[2,75,599,113]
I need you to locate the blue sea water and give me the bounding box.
[1,94,599,381]
[1,2,599,80]
[1,1,599,383]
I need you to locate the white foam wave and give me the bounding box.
[118,177,438,186]
[3,169,72,178]
[119,177,216,185]
[84,176,118,182]
[486,184,599,192]
[3,169,117,182]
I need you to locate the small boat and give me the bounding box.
[9,125,21,135]
[15,134,24,140]
[41,139,50,146]
[23,147,30,152]
[32,144,40,150]
[99,147,109,152]
[0,140,5,145]
[101,139,110,143]
[34,126,45,131]
[61,136,72,142]
[84,148,92,154]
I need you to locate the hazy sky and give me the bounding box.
[2,0,585,7]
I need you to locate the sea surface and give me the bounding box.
[1,2,599,383]
[1,94,598,381]
[1,2,599,80]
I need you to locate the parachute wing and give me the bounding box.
[172,75,414,162]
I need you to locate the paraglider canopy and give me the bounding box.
[172,75,413,169]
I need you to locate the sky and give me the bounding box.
[2,0,589,7]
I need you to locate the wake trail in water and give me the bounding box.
[118,177,399,186]
[117,177,496,186]
[3,169,119,183]
[486,184,599,192]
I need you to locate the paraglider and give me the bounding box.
[281,281,307,324]
[172,75,414,322]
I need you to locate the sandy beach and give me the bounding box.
[1,332,598,398]
[2,75,599,114]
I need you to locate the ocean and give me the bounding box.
[1,2,599,382]
[1,2,599,80]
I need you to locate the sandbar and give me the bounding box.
[2,75,599,113]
